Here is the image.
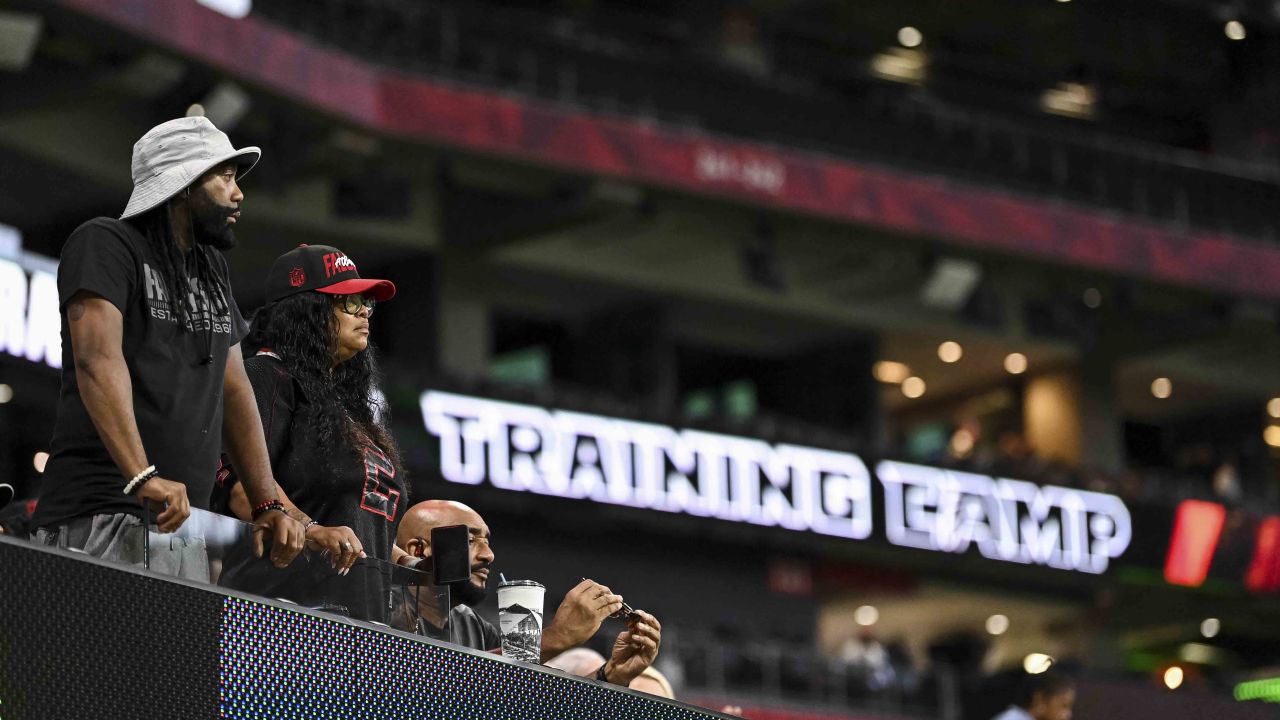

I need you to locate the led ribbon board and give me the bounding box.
[0,248,61,369]
[421,391,1132,573]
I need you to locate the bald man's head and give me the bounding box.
[397,500,493,606]
[630,666,674,699]
[397,500,485,545]
[545,647,606,677]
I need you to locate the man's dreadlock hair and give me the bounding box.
[126,199,232,334]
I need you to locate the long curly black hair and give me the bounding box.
[244,291,402,469]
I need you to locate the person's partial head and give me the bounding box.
[1016,671,1076,720]
[545,648,606,677]
[397,500,493,606]
[259,244,396,367]
[121,114,259,250]
[629,666,674,699]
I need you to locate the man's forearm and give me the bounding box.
[77,356,149,481]
[222,380,278,509]
[540,625,574,663]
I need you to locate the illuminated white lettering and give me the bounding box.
[25,270,61,368]
[0,238,62,370]
[878,460,1131,574]
[419,392,1130,573]
[420,391,873,541]
[0,259,28,359]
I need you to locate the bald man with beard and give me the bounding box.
[395,500,662,687]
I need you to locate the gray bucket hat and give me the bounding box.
[120,116,260,220]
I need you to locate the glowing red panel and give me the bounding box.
[1164,500,1227,587]
[1245,516,1280,593]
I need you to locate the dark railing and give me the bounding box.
[253,0,1280,241]
[0,530,732,719]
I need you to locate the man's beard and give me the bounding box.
[188,187,238,251]
[452,568,489,606]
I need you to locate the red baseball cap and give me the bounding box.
[265,244,396,303]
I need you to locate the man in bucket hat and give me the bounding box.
[31,114,305,577]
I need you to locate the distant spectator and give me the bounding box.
[630,666,675,699]
[717,6,770,76]
[0,486,27,536]
[1213,455,1244,504]
[992,671,1075,720]
[546,647,607,676]
[837,627,895,692]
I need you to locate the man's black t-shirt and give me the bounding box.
[214,354,407,622]
[34,217,247,528]
[415,605,503,652]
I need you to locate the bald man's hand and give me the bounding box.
[603,610,661,686]
[540,579,624,662]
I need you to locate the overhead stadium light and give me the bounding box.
[986,614,1010,636]
[0,11,42,71]
[938,341,963,363]
[1040,82,1097,120]
[854,605,879,626]
[920,258,982,311]
[196,0,252,20]
[1004,353,1028,375]
[1225,20,1246,40]
[197,81,252,132]
[870,48,926,85]
[873,361,911,384]
[1023,653,1053,674]
[1264,426,1280,448]
[897,26,923,48]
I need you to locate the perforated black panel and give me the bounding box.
[220,597,714,719]
[0,539,222,719]
[0,538,724,719]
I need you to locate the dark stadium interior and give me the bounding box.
[3,0,1280,718]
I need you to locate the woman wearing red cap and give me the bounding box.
[215,244,405,622]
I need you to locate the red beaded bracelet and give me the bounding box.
[251,498,285,519]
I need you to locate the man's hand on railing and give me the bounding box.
[252,510,305,568]
[136,477,190,533]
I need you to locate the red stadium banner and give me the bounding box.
[56,0,1280,300]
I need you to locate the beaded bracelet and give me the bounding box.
[123,465,158,495]
[251,498,286,520]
